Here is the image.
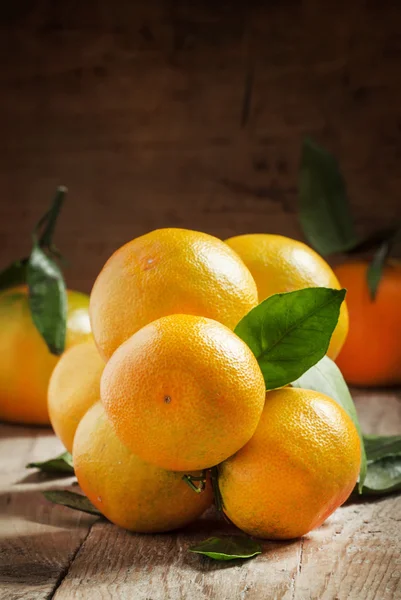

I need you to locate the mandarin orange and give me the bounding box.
[101,314,266,471]
[218,387,361,539]
[335,260,401,386]
[90,228,258,360]
[225,234,348,360]
[74,402,213,533]
[0,286,91,425]
[48,340,104,452]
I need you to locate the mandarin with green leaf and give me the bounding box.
[0,286,91,425]
[225,234,349,360]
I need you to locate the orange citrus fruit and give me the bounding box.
[101,314,266,472]
[225,234,348,360]
[218,387,361,540]
[0,286,91,425]
[48,340,104,452]
[335,260,401,386]
[90,228,258,360]
[73,402,213,533]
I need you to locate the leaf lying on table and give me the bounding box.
[363,434,401,462]
[292,355,367,490]
[235,287,346,391]
[43,490,102,516]
[189,536,262,561]
[26,451,74,475]
[358,434,401,496]
[360,457,401,496]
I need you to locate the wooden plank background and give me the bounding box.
[1,0,401,293]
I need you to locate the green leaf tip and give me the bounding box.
[34,186,68,250]
[359,457,401,496]
[235,287,346,390]
[367,226,401,300]
[364,434,401,462]
[189,536,262,561]
[43,490,102,516]
[356,435,401,496]
[26,451,74,475]
[367,240,392,301]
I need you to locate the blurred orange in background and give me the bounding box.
[335,261,401,386]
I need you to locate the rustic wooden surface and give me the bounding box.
[1,1,401,292]
[0,390,400,600]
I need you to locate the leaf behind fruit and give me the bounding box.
[367,226,401,299]
[27,244,67,355]
[292,355,367,490]
[299,137,358,256]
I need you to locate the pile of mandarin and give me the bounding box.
[48,229,360,539]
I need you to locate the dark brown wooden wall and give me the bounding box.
[1,0,401,292]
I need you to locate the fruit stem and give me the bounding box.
[210,466,224,511]
[182,472,207,494]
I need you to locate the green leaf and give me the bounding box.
[363,434,401,462]
[26,451,74,474]
[367,241,390,300]
[351,436,401,496]
[359,457,401,496]
[367,227,401,299]
[0,258,28,292]
[43,490,102,516]
[189,536,262,561]
[356,435,401,496]
[299,137,358,256]
[27,244,67,355]
[35,186,67,250]
[292,355,367,490]
[235,287,346,390]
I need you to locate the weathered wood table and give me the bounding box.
[1,390,400,600]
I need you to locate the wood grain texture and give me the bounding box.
[0,426,95,600]
[1,391,400,600]
[1,0,401,292]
